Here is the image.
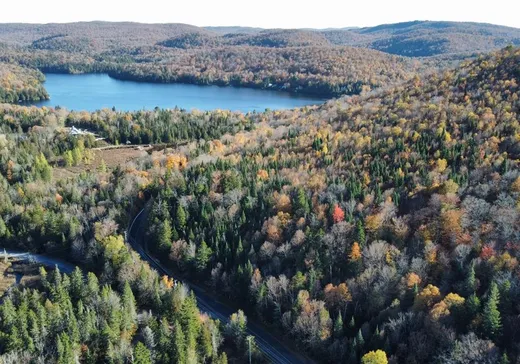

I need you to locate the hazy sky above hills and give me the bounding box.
[1,0,519,28]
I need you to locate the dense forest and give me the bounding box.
[0,106,263,363]
[0,45,519,363]
[134,46,520,363]
[104,46,423,97]
[0,267,231,363]
[0,63,48,103]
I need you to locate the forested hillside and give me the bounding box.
[104,46,422,97]
[0,40,424,97]
[0,22,208,50]
[0,46,519,363]
[133,46,520,363]
[0,63,48,103]
[0,21,517,99]
[323,21,520,56]
[1,21,518,56]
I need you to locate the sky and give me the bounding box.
[1,0,519,29]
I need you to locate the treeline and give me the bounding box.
[0,103,254,145]
[0,63,48,103]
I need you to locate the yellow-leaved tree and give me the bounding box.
[361,350,388,364]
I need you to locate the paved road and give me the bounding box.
[127,209,313,364]
[1,249,76,274]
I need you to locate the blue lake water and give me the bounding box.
[28,73,325,112]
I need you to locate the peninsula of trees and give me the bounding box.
[0,62,48,103]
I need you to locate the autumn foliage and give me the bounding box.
[332,204,345,223]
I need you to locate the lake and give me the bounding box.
[27,73,325,112]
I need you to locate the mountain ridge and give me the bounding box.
[0,20,519,56]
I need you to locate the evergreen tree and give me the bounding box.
[347,339,358,363]
[157,219,173,253]
[215,352,228,364]
[122,281,137,332]
[66,305,81,344]
[156,318,173,363]
[198,323,213,361]
[176,203,187,232]
[142,326,156,354]
[0,216,7,238]
[356,220,366,248]
[499,280,512,316]
[348,316,356,333]
[463,260,476,297]
[179,293,201,358]
[173,321,187,363]
[236,237,244,262]
[483,282,502,340]
[86,272,100,301]
[56,333,75,364]
[334,312,344,338]
[195,240,213,273]
[356,329,365,349]
[98,159,108,173]
[63,150,74,167]
[295,187,310,216]
[466,294,481,319]
[500,352,510,364]
[134,342,152,364]
[70,266,84,303]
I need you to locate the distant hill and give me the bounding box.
[0,22,211,50]
[203,26,263,35]
[158,32,222,49]
[1,21,519,56]
[322,20,520,56]
[161,29,331,48]
[223,29,330,48]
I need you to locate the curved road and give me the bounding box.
[2,249,76,274]
[127,209,313,364]
[1,211,312,363]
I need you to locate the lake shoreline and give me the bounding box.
[25,73,326,112]
[36,66,350,99]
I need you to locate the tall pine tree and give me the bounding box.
[483,282,502,340]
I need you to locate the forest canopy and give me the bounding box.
[0,63,48,103]
[0,45,519,363]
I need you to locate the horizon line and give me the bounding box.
[0,19,519,31]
